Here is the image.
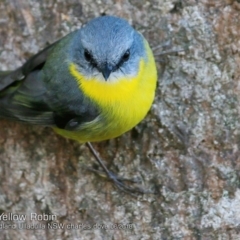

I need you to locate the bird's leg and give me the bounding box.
[86,142,149,195]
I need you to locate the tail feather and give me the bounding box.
[0,70,54,126]
[0,41,58,126]
[0,69,24,91]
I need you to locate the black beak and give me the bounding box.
[101,63,113,81]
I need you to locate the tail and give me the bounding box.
[0,69,54,125]
[0,71,11,76]
[0,41,59,125]
[0,69,23,92]
[0,69,23,119]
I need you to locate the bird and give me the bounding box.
[0,15,157,193]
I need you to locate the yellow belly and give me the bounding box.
[54,41,157,142]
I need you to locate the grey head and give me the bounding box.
[72,16,145,81]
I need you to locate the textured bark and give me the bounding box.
[0,0,240,239]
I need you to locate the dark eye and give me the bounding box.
[122,50,130,62]
[84,50,93,62]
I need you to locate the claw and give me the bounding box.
[86,142,151,195]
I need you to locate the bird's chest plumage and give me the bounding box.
[65,47,157,142]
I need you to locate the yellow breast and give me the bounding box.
[56,41,157,142]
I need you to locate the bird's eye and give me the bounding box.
[122,50,130,62]
[84,50,93,62]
